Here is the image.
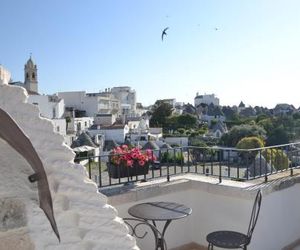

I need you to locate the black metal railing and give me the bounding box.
[74,142,300,188]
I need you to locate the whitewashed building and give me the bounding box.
[67,117,94,135]
[27,94,67,137]
[111,86,136,116]
[94,113,117,126]
[57,91,120,117]
[160,98,176,108]
[88,124,129,144]
[0,65,11,85]
[28,94,65,119]
[135,102,149,117]
[194,93,220,106]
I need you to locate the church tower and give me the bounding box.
[24,56,38,93]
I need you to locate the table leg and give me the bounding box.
[150,220,171,250]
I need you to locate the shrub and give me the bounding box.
[236,136,264,149]
[177,128,185,134]
[262,149,289,171]
[236,136,265,162]
[161,151,184,164]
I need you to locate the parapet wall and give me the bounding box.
[0,84,137,250]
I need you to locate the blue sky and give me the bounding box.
[1,0,300,108]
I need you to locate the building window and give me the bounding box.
[77,122,81,131]
[52,108,56,118]
[56,126,60,132]
[85,121,87,127]
[33,102,38,105]
[32,72,35,79]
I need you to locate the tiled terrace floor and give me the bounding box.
[170,242,206,250]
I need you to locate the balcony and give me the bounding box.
[79,143,300,249]
[102,171,300,249]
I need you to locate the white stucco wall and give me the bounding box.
[0,65,11,85]
[57,91,102,117]
[68,117,94,134]
[0,84,138,250]
[52,118,67,136]
[57,91,86,110]
[101,129,127,144]
[111,87,136,114]
[28,95,65,119]
[89,126,129,144]
[194,94,219,106]
[83,96,99,117]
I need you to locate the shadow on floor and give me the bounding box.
[170,242,207,250]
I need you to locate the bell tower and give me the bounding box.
[24,56,38,93]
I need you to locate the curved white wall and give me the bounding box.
[0,84,138,250]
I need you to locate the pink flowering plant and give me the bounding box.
[110,145,157,167]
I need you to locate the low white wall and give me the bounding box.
[108,176,300,250]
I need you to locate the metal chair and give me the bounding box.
[123,217,167,250]
[206,190,262,250]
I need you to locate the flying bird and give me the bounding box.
[161,27,169,41]
[0,108,60,242]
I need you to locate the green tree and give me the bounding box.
[220,124,266,147]
[257,118,274,135]
[266,126,289,146]
[177,114,198,129]
[150,101,173,128]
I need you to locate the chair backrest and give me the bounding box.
[123,217,167,250]
[247,190,262,239]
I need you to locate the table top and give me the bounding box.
[128,201,192,221]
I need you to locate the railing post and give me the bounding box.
[180,147,184,173]
[210,151,214,176]
[108,155,112,186]
[288,145,293,176]
[187,148,190,173]
[270,149,273,175]
[174,148,177,175]
[259,149,262,177]
[151,150,155,178]
[167,149,170,182]
[218,150,222,183]
[245,151,249,180]
[252,150,255,178]
[227,150,231,178]
[88,157,92,179]
[98,156,102,187]
[263,150,268,182]
[202,150,206,175]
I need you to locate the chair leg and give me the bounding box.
[208,243,213,250]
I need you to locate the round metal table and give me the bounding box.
[128,202,192,249]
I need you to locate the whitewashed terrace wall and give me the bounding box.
[111,176,300,250]
[0,84,138,250]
